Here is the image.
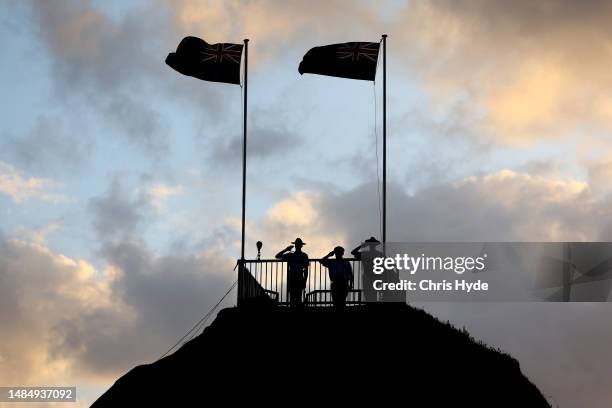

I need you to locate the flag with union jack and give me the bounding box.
[298,42,380,81]
[166,36,243,85]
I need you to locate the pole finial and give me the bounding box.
[382,34,388,38]
[244,38,249,43]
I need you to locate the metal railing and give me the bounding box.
[238,258,363,306]
[305,289,363,306]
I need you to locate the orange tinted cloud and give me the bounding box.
[392,0,612,145]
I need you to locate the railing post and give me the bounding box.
[237,259,243,306]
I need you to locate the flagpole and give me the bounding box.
[382,34,387,244]
[241,39,249,262]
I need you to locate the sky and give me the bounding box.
[1,0,612,406]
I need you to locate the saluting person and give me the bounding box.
[320,246,353,309]
[276,238,309,307]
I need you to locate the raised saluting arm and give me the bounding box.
[275,245,293,259]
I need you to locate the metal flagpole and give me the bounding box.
[241,39,249,261]
[382,34,387,244]
[237,39,249,306]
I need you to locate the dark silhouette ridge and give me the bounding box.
[92,303,550,407]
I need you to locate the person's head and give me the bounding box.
[365,236,380,250]
[292,238,305,251]
[333,246,345,259]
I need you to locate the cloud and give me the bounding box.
[251,170,592,254]
[25,0,258,155]
[587,157,612,196]
[13,220,63,245]
[167,0,380,64]
[146,183,183,211]
[210,121,304,167]
[25,0,612,155]
[88,177,147,241]
[0,116,92,175]
[247,166,611,260]
[51,239,234,379]
[314,169,605,243]
[241,190,346,258]
[0,237,123,386]
[268,191,318,227]
[393,0,612,145]
[0,161,65,203]
[0,234,235,403]
[89,176,187,242]
[0,164,240,399]
[101,94,169,153]
[247,167,597,260]
[25,0,174,154]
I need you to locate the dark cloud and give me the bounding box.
[24,0,228,155]
[209,122,303,167]
[0,115,92,175]
[23,0,167,154]
[0,234,234,385]
[88,177,147,241]
[50,239,234,377]
[316,172,605,243]
[27,1,158,91]
[68,174,237,378]
[102,95,168,153]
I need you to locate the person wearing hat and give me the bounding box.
[275,238,309,307]
[320,246,354,309]
[351,237,382,302]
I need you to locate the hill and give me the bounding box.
[92,303,550,407]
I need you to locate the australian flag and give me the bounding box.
[166,36,243,85]
[298,42,380,81]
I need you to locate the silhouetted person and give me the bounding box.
[276,238,309,307]
[320,246,353,309]
[351,236,382,302]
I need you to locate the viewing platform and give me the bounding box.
[237,258,364,306]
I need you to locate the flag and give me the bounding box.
[298,42,380,81]
[166,36,243,85]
